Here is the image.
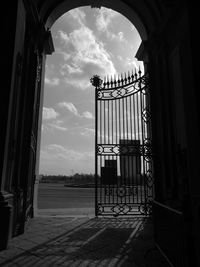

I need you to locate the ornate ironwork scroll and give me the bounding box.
[91,69,153,216]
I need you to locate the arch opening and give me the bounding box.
[36,5,147,217]
[41,0,148,41]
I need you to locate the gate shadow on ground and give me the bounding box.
[0,218,168,266]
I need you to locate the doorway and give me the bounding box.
[37,6,145,217]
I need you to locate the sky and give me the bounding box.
[39,6,143,175]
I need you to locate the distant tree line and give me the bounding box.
[39,173,95,185]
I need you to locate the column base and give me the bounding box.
[0,191,13,251]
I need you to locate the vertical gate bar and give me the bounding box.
[142,87,146,205]
[100,97,102,208]
[106,100,108,144]
[95,86,98,216]
[126,94,131,204]
[103,100,106,204]
[130,93,135,204]
[141,91,147,210]
[145,79,153,205]
[139,89,142,204]
[115,98,119,207]
[111,99,114,144]
[107,99,110,204]
[111,99,114,204]
[141,90,145,205]
[133,93,136,204]
[121,97,124,204]
[140,91,144,204]
[122,95,126,199]
[108,100,110,145]
[142,88,148,209]
[104,101,106,144]
[133,94,136,141]
[118,97,122,204]
[130,95,136,203]
[130,89,133,140]
[136,87,141,204]
[119,98,121,145]
[121,97,126,203]
[139,88,145,209]
[136,91,139,205]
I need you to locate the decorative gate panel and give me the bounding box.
[91,70,153,216]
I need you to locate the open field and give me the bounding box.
[38,183,95,209]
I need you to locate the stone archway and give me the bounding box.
[34,1,150,217]
[2,2,200,265]
[43,0,148,41]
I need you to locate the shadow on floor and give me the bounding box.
[0,217,168,267]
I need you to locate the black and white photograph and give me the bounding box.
[0,1,199,266]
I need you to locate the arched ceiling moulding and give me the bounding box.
[38,0,152,41]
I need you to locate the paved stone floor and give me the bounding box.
[0,216,168,266]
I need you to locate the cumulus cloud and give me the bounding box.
[45,77,60,86]
[64,77,91,90]
[40,143,95,174]
[96,8,118,32]
[58,102,78,116]
[95,8,129,45]
[58,101,94,119]
[43,107,59,120]
[68,8,86,26]
[40,144,95,175]
[46,144,93,161]
[58,23,116,89]
[44,64,60,86]
[58,30,70,45]
[47,120,67,131]
[65,64,83,74]
[70,27,116,75]
[81,128,95,136]
[125,57,143,71]
[42,108,69,132]
[82,111,94,119]
[56,48,71,61]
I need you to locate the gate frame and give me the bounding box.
[91,70,153,217]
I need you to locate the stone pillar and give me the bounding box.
[184,5,200,266]
[33,28,54,217]
[0,1,19,250]
[33,53,46,217]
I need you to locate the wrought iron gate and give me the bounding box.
[91,70,153,216]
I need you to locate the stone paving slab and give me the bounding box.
[0,216,169,266]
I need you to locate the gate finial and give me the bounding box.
[90,75,103,88]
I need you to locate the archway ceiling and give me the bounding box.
[34,0,169,40]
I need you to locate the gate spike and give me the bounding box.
[121,73,124,84]
[124,72,127,84]
[106,75,108,85]
[134,68,138,80]
[117,74,121,85]
[131,70,134,81]
[114,74,117,87]
[138,65,142,77]
[103,76,106,88]
[110,75,113,87]
[128,71,131,82]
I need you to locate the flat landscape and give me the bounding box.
[37,183,95,215]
